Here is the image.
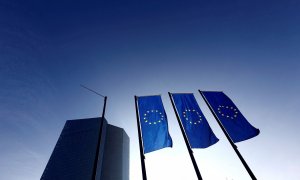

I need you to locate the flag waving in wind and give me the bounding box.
[171,93,219,148]
[137,95,173,153]
[201,91,260,143]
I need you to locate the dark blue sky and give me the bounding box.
[1,0,300,179]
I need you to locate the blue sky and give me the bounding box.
[0,0,300,179]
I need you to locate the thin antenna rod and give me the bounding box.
[80,84,106,98]
[80,85,107,180]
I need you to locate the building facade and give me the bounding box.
[41,117,129,180]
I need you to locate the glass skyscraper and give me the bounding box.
[41,117,129,180]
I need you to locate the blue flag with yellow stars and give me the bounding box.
[137,95,173,153]
[201,91,260,143]
[171,93,219,148]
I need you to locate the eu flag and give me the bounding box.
[201,91,260,143]
[137,95,173,153]
[171,93,219,148]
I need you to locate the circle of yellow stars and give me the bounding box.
[183,109,202,125]
[143,110,164,125]
[217,105,239,119]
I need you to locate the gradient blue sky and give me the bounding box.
[0,0,299,179]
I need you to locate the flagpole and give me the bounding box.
[168,92,203,180]
[80,85,107,180]
[198,90,257,180]
[134,96,148,180]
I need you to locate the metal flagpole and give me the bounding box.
[168,92,203,180]
[80,85,107,180]
[134,96,148,180]
[91,95,107,180]
[199,90,257,180]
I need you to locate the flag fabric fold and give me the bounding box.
[137,95,173,153]
[171,93,219,148]
[201,91,260,143]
